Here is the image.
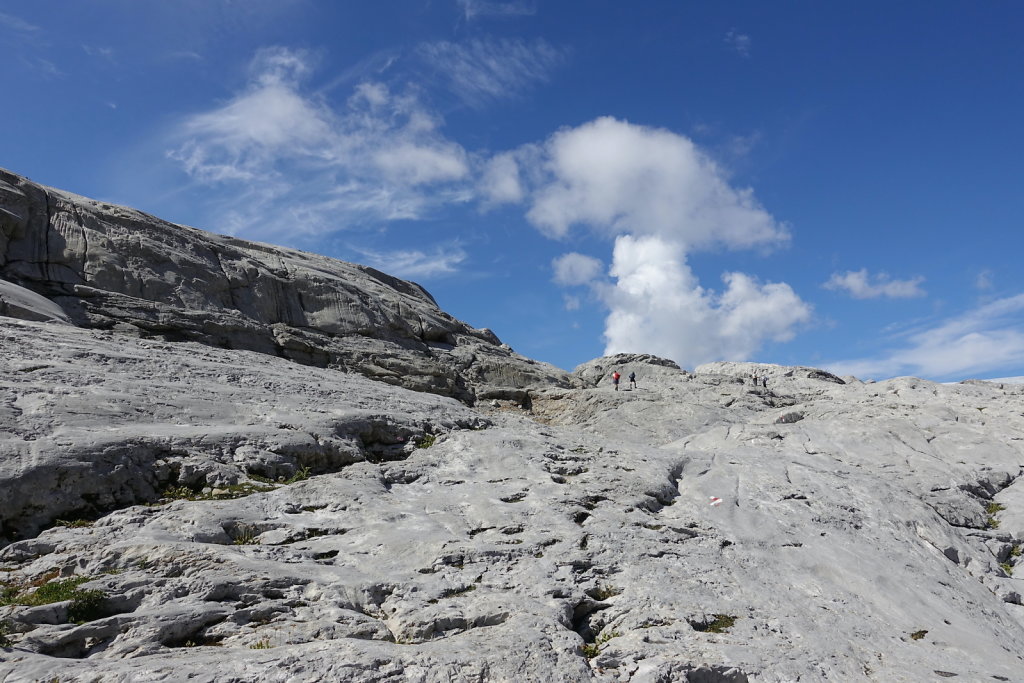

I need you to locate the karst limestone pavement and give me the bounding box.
[2,169,1024,682]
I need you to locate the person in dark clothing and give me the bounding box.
[628,371,637,389]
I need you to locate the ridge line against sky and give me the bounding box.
[2,1,1023,381]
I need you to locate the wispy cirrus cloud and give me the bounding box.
[2,10,62,78]
[824,268,926,299]
[82,45,116,61]
[827,294,1024,380]
[457,0,536,21]
[417,37,565,108]
[725,29,751,57]
[0,11,40,33]
[167,46,471,237]
[351,245,468,280]
[975,268,994,291]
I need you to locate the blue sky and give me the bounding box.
[3,1,1024,380]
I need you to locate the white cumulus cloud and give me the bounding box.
[600,235,811,368]
[824,269,926,299]
[525,117,788,250]
[499,117,807,367]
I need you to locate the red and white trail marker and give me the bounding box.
[709,496,723,506]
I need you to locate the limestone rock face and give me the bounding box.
[0,280,71,325]
[3,333,1024,681]
[0,169,568,403]
[3,174,1024,682]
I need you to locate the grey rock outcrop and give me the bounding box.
[0,168,568,404]
[2,337,1024,681]
[3,175,1024,682]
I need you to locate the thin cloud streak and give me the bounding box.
[417,37,565,107]
[824,268,926,299]
[457,0,536,21]
[826,293,1024,380]
[0,11,40,33]
[352,245,468,280]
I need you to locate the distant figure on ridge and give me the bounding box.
[762,376,768,389]
[611,370,621,391]
[629,371,637,390]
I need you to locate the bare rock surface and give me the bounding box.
[2,323,1024,681]
[0,168,568,403]
[1,177,1024,681]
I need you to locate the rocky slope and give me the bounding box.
[0,168,567,404]
[1,174,1024,682]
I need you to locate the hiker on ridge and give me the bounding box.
[629,371,637,390]
[611,370,621,391]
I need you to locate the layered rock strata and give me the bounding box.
[0,169,568,404]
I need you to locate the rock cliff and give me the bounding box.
[1,173,1024,682]
[0,168,568,404]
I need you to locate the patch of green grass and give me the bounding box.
[232,525,260,545]
[161,482,277,503]
[691,614,737,633]
[1000,561,1013,576]
[985,502,1006,529]
[910,629,928,640]
[414,434,436,449]
[0,576,106,624]
[580,630,621,658]
[282,467,311,484]
[0,583,19,604]
[220,483,277,497]
[439,585,476,599]
[54,519,93,528]
[1010,544,1022,558]
[162,485,197,500]
[249,638,272,650]
[0,620,12,647]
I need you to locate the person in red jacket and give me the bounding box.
[611,370,621,391]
